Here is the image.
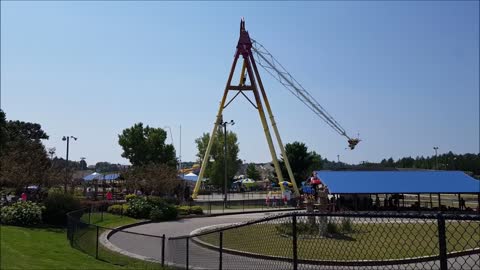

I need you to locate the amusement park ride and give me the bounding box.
[191,19,360,199]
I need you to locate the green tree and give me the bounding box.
[0,115,56,192]
[195,130,241,189]
[276,141,323,187]
[118,123,176,167]
[95,162,119,173]
[0,110,7,155]
[79,158,87,170]
[246,164,261,180]
[124,164,180,195]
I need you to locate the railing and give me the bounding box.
[168,212,480,270]
[66,206,166,269]
[191,198,298,215]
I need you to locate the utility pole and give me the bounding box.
[433,146,439,170]
[221,116,234,208]
[62,136,77,193]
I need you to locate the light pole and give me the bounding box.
[433,146,439,170]
[221,118,235,208]
[62,136,77,193]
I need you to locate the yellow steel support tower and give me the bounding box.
[192,19,299,199]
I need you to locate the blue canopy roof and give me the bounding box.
[314,171,480,194]
[83,172,120,181]
[104,173,120,180]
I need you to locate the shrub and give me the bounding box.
[176,206,203,216]
[162,205,178,221]
[1,201,44,226]
[43,192,81,225]
[107,204,129,215]
[340,218,353,233]
[147,196,167,207]
[125,194,137,202]
[326,222,339,235]
[149,208,164,221]
[176,206,190,216]
[190,206,203,215]
[125,197,152,219]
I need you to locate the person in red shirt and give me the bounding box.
[21,192,27,201]
[106,191,113,201]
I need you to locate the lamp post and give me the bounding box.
[433,146,439,170]
[62,136,77,193]
[220,117,235,208]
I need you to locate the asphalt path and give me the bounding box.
[108,212,479,270]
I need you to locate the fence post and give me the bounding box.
[242,200,245,212]
[89,206,92,224]
[186,237,189,270]
[101,206,104,222]
[437,213,447,270]
[219,232,223,270]
[292,214,298,270]
[161,234,165,267]
[95,226,99,259]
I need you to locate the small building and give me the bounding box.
[315,170,480,212]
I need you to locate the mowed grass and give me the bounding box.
[1,212,166,270]
[1,226,124,270]
[198,220,480,261]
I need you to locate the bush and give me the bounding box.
[149,208,164,221]
[125,197,152,219]
[340,218,353,233]
[147,196,168,207]
[190,206,203,215]
[43,192,81,225]
[107,204,129,215]
[162,205,178,221]
[124,196,178,221]
[1,201,44,226]
[326,222,339,235]
[176,205,203,216]
[176,206,190,215]
[125,194,137,202]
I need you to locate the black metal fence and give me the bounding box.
[168,212,480,270]
[66,206,166,269]
[192,198,298,215]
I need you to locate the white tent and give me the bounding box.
[182,172,198,182]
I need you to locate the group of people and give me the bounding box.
[265,172,330,207]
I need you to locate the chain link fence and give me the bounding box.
[168,212,479,270]
[67,206,166,269]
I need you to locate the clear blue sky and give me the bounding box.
[1,1,478,166]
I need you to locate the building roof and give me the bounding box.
[315,171,480,194]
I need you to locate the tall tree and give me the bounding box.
[276,141,323,187]
[246,164,261,180]
[118,123,177,167]
[0,110,7,155]
[0,114,56,191]
[123,164,180,195]
[79,158,87,170]
[195,130,241,188]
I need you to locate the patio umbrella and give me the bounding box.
[241,178,256,187]
[279,181,293,187]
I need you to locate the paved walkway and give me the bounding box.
[107,212,479,270]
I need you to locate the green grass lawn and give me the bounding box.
[1,213,166,270]
[1,226,125,270]
[198,219,480,261]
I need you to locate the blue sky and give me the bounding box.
[1,1,478,166]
